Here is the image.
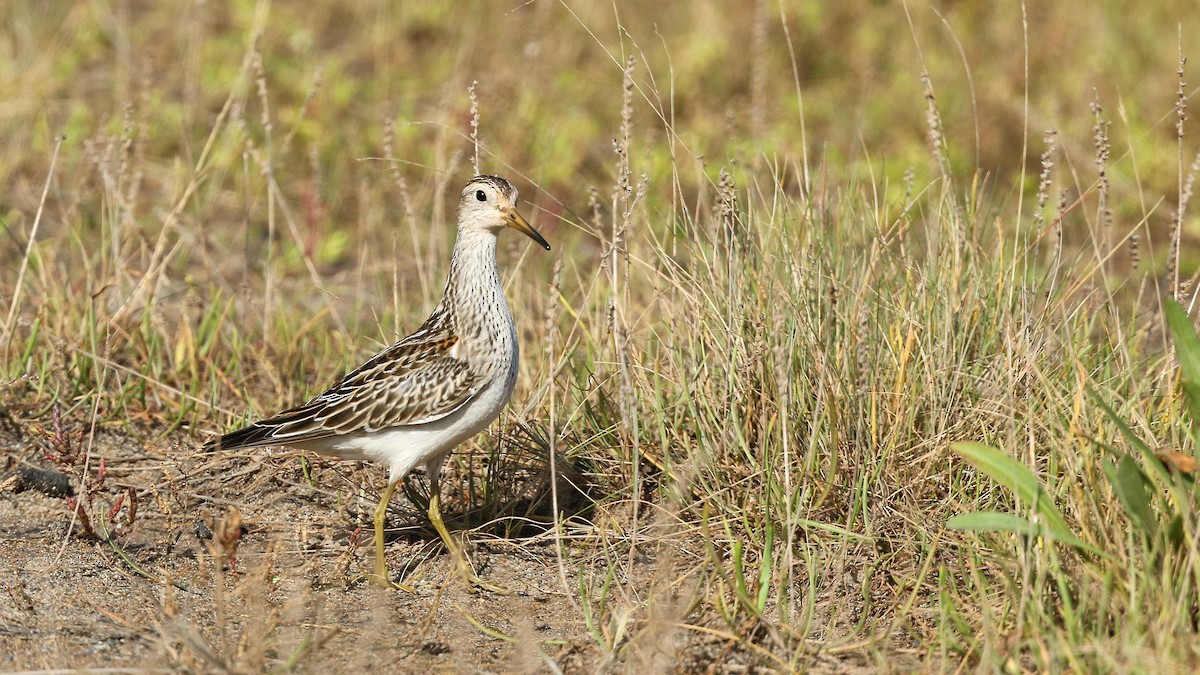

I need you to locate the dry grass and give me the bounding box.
[4,1,1200,671]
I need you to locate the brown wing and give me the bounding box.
[208,324,484,451]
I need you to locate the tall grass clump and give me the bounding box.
[559,48,1200,668]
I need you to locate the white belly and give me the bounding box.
[297,352,519,483]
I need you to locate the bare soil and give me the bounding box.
[0,396,896,674]
[0,406,716,673]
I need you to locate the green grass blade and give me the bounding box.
[756,523,773,613]
[948,511,1097,553]
[1088,392,1184,503]
[1101,457,1158,539]
[1089,391,1154,456]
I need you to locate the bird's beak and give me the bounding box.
[504,208,551,251]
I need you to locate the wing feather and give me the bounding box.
[207,321,485,452]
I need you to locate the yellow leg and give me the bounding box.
[427,476,458,560]
[361,480,414,591]
[427,474,507,594]
[372,480,398,582]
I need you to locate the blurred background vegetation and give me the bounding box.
[4,1,1198,246]
[6,1,1200,670]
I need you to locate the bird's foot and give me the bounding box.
[451,553,509,595]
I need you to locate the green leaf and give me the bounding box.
[1168,514,1185,549]
[1183,382,1200,433]
[1166,298,1200,386]
[1089,390,1182,497]
[1165,298,1200,444]
[951,441,1102,555]
[948,511,1040,535]
[952,442,1070,534]
[1102,457,1157,539]
[947,511,1096,552]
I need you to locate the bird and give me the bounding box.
[204,175,550,591]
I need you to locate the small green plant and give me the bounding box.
[949,297,1200,558]
[948,440,1101,555]
[1089,298,1200,554]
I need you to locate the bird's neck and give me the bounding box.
[438,229,505,319]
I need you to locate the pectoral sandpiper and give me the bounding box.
[205,175,549,591]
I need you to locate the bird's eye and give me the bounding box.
[475,190,487,202]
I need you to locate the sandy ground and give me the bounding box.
[0,398,902,673]
[0,420,596,671]
[0,405,753,673]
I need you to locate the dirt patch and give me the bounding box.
[0,400,910,673]
[0,402,618,671]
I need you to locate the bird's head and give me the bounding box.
[457,175,550,250]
